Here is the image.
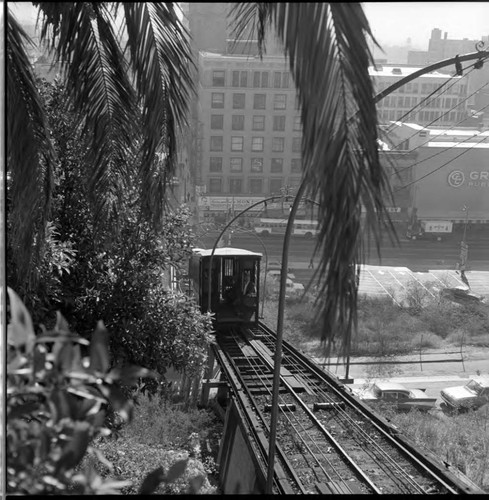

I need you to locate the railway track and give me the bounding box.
[213,322,481,494]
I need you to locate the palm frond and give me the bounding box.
[233,3,394,356]
[35,2,138,225]
[6,9,55,290]
[122,2,195,227]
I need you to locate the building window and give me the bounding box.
[253,71,260,88]
[293,116,301,131]
[212,70,225,87]
[230,157,243,172]
[295,95,300,110]
[229,178,243,194]
[233,93,245,109]
[272,137,284,152]
[412,83,418,93]
[210,114,223,129]
[231,136,244,151]
[211,92,224,108]
[232,115,245,130]
[273,71,282,88]
[209,178,222,193]
[291,158,301,173]
[209,157,222,172]
[273,115,286,131]
[397,96,403,107]
[240,71,248,87]
[274,94,287,109]
[252,115,265,131]
[261,72,269,88]
[249,178,263,194]
[282,72,290,88]
[271,158,283,173]
[292,137,301,153]
[232,70,248,87]
[251,137,264,152]
[254,93,266,109]
[269,178,283,194]
[210,136,223,151]
[251,158,263,173]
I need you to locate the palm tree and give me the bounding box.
[230,3,394,354]
[7,2,194,289]
[7,2,393,354]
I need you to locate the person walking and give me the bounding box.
[308,258,314,269]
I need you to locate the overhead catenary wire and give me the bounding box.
[394,134,488,192]
[399,100,489,156]
[383,62,479,134]
[390,124,488,178]
[389,78,489,152]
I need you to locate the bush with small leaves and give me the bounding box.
[6,288,189,495]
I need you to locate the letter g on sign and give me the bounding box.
[447,170,465,188]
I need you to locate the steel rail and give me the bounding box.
[269,334,429,493]
[237,336,361,492]
[215,333,304,494]
[249,336,382,494]
[257,322,471,494]
[252,327,427,493]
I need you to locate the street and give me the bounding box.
[197,227,489,271]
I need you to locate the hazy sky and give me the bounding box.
[8,1,489,50]
[362,2,489,48]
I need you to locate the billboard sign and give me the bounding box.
[421,220,453,233]
[415,147,489,221]
[447,169,489,188]
[198,195,264,212]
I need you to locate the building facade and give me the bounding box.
[195,51,303,221]
[407,29,489,122]
[371,65,470,126]
[387,123,489,225]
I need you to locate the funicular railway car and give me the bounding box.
[188,247,262,326]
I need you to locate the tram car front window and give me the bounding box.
[189,247,262,326]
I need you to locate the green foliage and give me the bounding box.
[111,289,213,390]
[78,389,222,494]
[280,292,489,358]
[7,80,212,384]
[6,287,166,494]
[388,406,489,491]
[124,390,217,449]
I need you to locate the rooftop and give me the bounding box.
[369,65,460,79]
[192,247,263,257]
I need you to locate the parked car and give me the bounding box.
[440,376,489,411]
[266,269,296,281]
[352,381,437,412]
[267,260,293,273]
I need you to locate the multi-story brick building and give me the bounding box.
[195,51,305,221]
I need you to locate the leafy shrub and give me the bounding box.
[6,288,189,495]
[124,390,216,448]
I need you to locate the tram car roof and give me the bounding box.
[191,247,262,258]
